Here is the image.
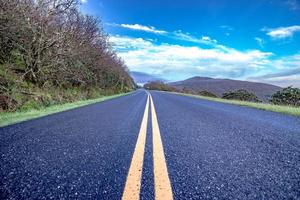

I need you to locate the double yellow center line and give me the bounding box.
[122,93,173,200]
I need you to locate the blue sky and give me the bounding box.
[80,0,300,87]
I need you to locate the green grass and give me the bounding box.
[0,92,132,127]
[172,92,300,117]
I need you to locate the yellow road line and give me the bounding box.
[122,94,149,200]
[150,94,173,200]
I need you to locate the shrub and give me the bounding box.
[86,88,102,99]
[39,94,53,107]
[270,87,300,106]
[222,89,261,102]
[144,81,178,92]
[19,100,42,111]
[0,95,18,111]
[198,90,218,98]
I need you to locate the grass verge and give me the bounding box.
[0,92,132,127]
[172,92,300,117]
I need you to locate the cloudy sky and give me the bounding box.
[80,0,300,87]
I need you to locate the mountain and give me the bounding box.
[130,71,165,85]
[169,76,281,101]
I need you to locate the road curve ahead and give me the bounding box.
[1,90,300,199]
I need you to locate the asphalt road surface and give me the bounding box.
[1,90,299,199]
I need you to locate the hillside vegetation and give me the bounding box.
[222,89,261,102]
[144,81,300,116]
[270,87,300,106]
[170,76,281,101]
[0,0,134,112]
[144,81,177,92]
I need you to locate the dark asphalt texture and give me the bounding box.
[1,90,300,199]
[150,91,300,200]
[0,90,147,199]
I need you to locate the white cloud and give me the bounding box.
[201,36,217,43]
[262,25,300,39]
[110,36,153,50]
[254,37,264,48]
[264,75,300,87]
[248,53,300,87]
[110,35,300,87]
[249,74,300,88]
[172,31,217,45]
[171,31,214,45]
[108,23,218,45]
[110,35,273,81]
[80,0,87,3]
[118,24,167,34]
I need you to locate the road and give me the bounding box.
[1,90,299,199]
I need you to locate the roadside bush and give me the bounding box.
[39,94,53,107]
[222,89,261,102]
[198,90,218,98]
[144,81,178,92]
[270,87,300,106]
[19,100,42,111]
[0,95,18,111]
[86,88,102,99]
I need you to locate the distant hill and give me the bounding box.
[130,71,165,85]
[169,77,281,101]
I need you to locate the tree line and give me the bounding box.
[0,0,135,111]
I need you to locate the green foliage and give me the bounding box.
[10,50,26,68]
[198,90,218,98]
[0,92,131,127]
[222,89,261,102]
[19,100,41,111]
[144,81,178,92]
[86,88,102,99]
[0,65,17,93]
[0,0,134,112]
[270,87,300,106]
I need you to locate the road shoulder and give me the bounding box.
[0,92,134,127]
[167,91,300,117]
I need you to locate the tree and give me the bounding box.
[198,90,218,98]
[270,87,300,106]
[222,89,261,102]
[0,0,133,90]
[0,0,134,111]
[144,81,178,92]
